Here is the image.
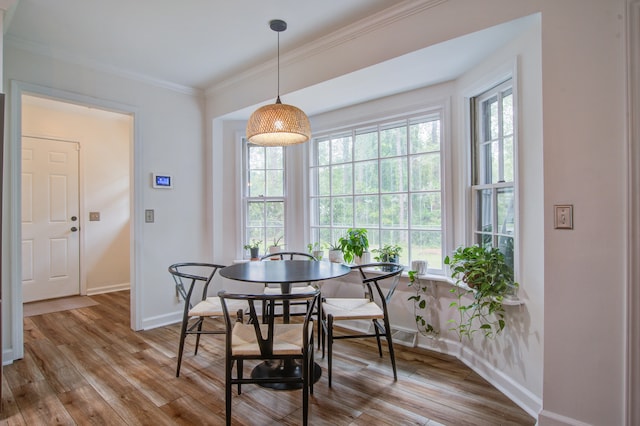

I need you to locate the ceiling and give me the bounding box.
[5,0,532,118]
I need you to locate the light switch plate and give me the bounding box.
[145,209,155,223]
[89,211,100,221]
[554,205,573,229]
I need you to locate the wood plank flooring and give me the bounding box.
[1,291,535,425]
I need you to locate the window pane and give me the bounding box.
[332,197,353,227]
[476,188,493,233]
[381,194,408,227]
[249,145,265,169]
[318,166,330,196]
[502,91,513,136]
[318,138,330,166]
[354,195,379,227]
[380,124,407,157]
[503,136,514,183]
[318,198,331,226]
[265,170,283,196]
[247,202,264,227]
[499,235,514,271]
[265,201,284,227]
[354,161,378,194]
[379,229,408,264]
[354,128,378,161]
[483,96,498,142]
[410,119,440,154]
[411,230,442,269]
[497,187,515,236]
[380,158,407,193]
[475,233,494,249]
[411,193,441,229]
[249,170,265,197]
[410,153,440,191]
[331,164,352,195]
[265,147,283,169]
[331,135,352,163]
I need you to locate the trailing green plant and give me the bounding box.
[407,270,438,337]
[338,228,369,264]
[444,245,518,341]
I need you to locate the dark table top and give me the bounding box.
[220,260,351,284]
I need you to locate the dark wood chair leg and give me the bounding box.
[383,317,397,381]
[328,314,334,387]
[374,319,383,357]
[176,320,189,377]
[194,317,204,355]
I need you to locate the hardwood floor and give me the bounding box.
[1,291,534,425]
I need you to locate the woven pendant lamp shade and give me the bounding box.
[246,97,311,146]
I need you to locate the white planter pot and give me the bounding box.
[355,251,370,265]
[269,246,281,259]
[328,249,343,263]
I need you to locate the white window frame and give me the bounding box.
[240,138,287,257]
[470,78,518,271]
[308,108,448,273]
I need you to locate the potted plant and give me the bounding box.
[268,236,283,259]
[373,244,402,271]
[444,245,518,340]
[307,242,325,261]
[243,239,262,260]
[338,228,369,264]
[327,241,344,263]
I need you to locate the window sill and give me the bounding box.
[408,272,525,306]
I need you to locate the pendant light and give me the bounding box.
[246,19,311,146]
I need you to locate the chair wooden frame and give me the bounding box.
[259,251,318,319]
[218,289,319,426]
[319,262,404,386]
[168,262,227,377]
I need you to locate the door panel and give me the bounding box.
[22,137,80,303]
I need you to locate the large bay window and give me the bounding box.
[242,140,285,254]
[471,80,517,270]
[309,112,445,271]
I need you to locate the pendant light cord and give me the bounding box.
[276,30,281,103]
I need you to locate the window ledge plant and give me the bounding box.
[338,228,369,264]
[444,245,518,341]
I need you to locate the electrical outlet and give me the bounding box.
[554,205,573,229]
[145,209,155,223]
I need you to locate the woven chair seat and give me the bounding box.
[188,297,244,317]
[322,298,384,320]
[231,323,311,356]
[263,285,317,295]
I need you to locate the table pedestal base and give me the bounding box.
[251,360,322,391]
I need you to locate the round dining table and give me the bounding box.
[220,260,351,390]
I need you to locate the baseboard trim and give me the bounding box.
[141,311,182,330]
[538,409,592,426]
[86,282,130,296]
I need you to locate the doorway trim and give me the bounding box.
[6,80,143,362]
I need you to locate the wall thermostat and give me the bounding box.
[152,173,173,189]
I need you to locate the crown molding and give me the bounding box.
[5,34,203,97]
[205,0,449,97]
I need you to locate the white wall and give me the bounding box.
[0,0,630,424]
[21,96,131,295]
[208,1,629,425]
[3,45,208,350]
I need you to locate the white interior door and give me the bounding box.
[22,137,80,303]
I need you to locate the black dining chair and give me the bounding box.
[319,262,404,386]
[168,262,244,377]
[218,289,319,426]
[259,251,319,319]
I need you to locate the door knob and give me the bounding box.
[71,216,77,221]
[71,226,78,232]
